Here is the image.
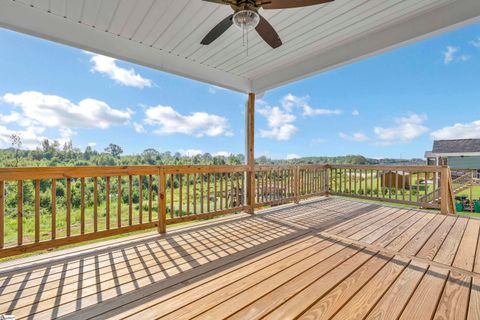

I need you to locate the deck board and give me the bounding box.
[0,197,479,319]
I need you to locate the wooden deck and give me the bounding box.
[1,197,479,319]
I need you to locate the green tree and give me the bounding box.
[104,144,123,158]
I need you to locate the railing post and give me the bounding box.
[294,166,300,204]
[324,165,330,196]
[440,166,454,214]
[158,168,167,233]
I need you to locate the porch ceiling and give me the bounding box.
[1,0,480,93]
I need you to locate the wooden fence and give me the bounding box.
[0,164,454,258]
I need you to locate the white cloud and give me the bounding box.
[258,106,296,128]
[214,151,231,157]
[471,37,480,48]
[339,132,369,142]
[374,114,428,142]
[443,46,459,64]
[257,105,297,141]
[260,124,298,141]
[460,54,471,62]
[87,142,97,148]
[133,122,146,134]
[1,91,131,129]
[0,125,48,150]
[178,149,203,157]
[88,53,152,88]
[281,94,342,116]
[431,120,480,140]
[286,153,300,160]
[352,110,360,116]
[145,105,232,137]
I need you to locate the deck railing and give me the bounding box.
[327,165,455,213]
[0,164,454,258]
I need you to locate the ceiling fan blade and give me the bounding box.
[262,0,334,9]
[255,15,282,49]
[201,14,234,45]
[201,0,229,4]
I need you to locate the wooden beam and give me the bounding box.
[246,93,255,214]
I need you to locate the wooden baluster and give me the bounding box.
[105,177,110,230]
[170,174,175,218]
[17,181,23,245]
[179,174,183,216]
[395,170,399,200]
[200,173,204,214]
[0,181,4,248]
[416,172,420,203]
[349,169,352,194]
[139,175,143,224]
[230,172,235,208]
[117,176,121,228]
[81,178,85,234]
[273,169,277,201]
[224,173,228,208]
[207,173,211,213]
[35,180,40,242]
[93,177,98,232]
[354,169,357,195]
[241,171,245,206]
[219,173,223,210]
[128,175,133,226]
[158,171,166,233]
[364,169,368,197]
[261,170,265,202]
[270,170,273,202]
[213,173,216,211]
[236,172,240,207]
[193,173,197,215]
[51,179,57,239]
[424,171,428,199]
[186,174,190,215]
[256,170,260,204]
[148,175,153,222]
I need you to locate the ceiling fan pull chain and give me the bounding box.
[247,27,249,56]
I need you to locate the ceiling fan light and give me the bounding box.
[233,10,260,31]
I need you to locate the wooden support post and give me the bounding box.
[158,169,167,233]
[246,93,255,214]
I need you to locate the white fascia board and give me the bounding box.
[251,0,480,93]
[432,152,480,157]
[0,1,252,94]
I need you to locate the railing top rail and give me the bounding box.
[328,164,443,172]
[254,164,328,170]
[0,165,250,181]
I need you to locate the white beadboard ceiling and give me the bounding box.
[1,0,480,93]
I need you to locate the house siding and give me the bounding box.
[448,156,480,169]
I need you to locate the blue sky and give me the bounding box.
[0,22,479,160]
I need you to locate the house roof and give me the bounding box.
[1,0,480,93]
[432,139,480,154]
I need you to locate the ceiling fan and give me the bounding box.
[200,0,334,49]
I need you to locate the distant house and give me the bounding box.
[380,171,410,189]
[425,139,480,170]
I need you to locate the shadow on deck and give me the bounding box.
[0,197,479,319]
